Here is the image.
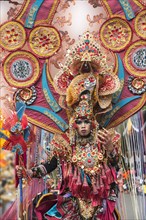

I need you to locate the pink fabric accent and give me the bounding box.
[0,178,45,220]
[111,167,117,180]
[92,194,101,207]
[0,201,17,220]
[98,200,116,220]
[35,194,57,220]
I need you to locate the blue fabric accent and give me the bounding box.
[12,144,23,155]
[118,0,135,20]
[45,204,62,219]
[112,54,124,104]
[24,0,44,28]
[80,169,91,185]
[23,127,30,141]
[26,105,68,132]
[0,131,8,140]
[103,96,141,127]
[19,178,23,203]
[63,192,72,198]
[16,101,26,121]
[42,63,61,113]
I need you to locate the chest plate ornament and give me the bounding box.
[72,143,104,175]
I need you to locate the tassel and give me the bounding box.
[103,162,112,185]
[70,166,78,195]
[92,177,98,195]
[101,166,107,181]
[101,166,110,190]
[73,169,82,196]
[81,174,91,199]
[99,176,104,197]
[96,176,100,192]
[68,163,73,188]
[63,162,68,179]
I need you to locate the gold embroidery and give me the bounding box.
[78,198,96,219]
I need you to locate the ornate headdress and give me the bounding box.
[54,32,120,116]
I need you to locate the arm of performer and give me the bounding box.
[97,127,121,166]
[16,156,57,179]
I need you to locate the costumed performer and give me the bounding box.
[16,72,121,220]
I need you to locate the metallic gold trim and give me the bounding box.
[35,0,60,25]
[133,0,143,8]
[27,116,63,134]
[134,10,146,40]
[101,0,113,17]
[16,0,30,22]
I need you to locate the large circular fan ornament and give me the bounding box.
[3,51,40,88]
[28,26,61,58]
[0,21,26,51]
[124,40,146,78]
[99,17,132,52]
[134,9,146,40]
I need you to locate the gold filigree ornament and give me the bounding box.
[28,26,61,58]
[0,21,26,51]
[99,17,132,52]
[134,9,146,40]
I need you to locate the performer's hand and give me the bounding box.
[16,166,34,179]
[16,166,23,178]
[97,128,114,152]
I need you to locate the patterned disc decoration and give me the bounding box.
[124,40,146,78]
[0,21,26,51]
[14,86,37,105]
[128,76,146,95]
[3,51,40,88]
[99,17,132,52]
[28,26,61,58]
[134,9,146,40]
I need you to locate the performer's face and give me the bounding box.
[75,118,91,137]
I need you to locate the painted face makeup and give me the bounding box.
[75,118,91,137]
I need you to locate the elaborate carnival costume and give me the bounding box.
[0,32,122,220]
[25,33,121,220]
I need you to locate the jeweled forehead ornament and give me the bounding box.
[74,99,93,120]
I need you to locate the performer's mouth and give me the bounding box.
[81,130,87,134]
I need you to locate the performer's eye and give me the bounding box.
[84,119,90,124]
[75,120,82,125]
